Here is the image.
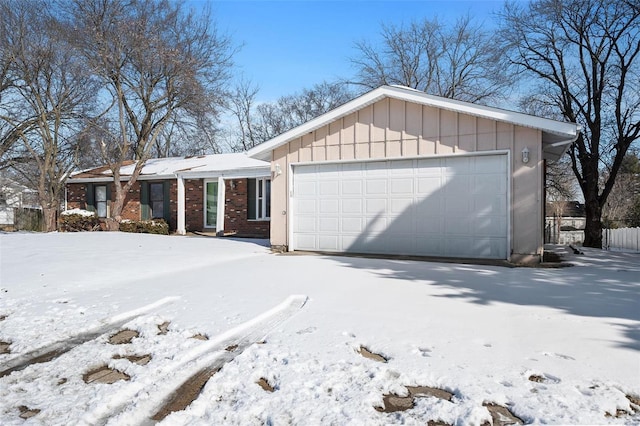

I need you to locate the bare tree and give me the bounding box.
[67,0,236,229]
[350,15,510,103]
[603,152,640,227]
[500,0,640,248]
[0,0,98,231]
[226,81,352,152]
[227,78,260,151]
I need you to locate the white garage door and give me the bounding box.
[291,155,508,259]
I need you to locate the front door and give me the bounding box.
[205,181,218,228]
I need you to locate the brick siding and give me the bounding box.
[66,178,270,238]
[223,178,270,238]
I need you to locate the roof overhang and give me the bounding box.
[247,85,580,162]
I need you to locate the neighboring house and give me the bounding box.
[0,178,41,231]
[545,200,585,245]
[65,153,272,237]
[247,85,580,263]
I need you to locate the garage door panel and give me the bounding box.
[295,234,317,250]
[445,197,471,215]
[391,198,412,214]
[391,178,414,194]
[416,215,445,234]
[415,237,444,255]
[318,235,339,251]
[473,216,507,236]
[319,217,339,232]
[319,199,339,214]
[366,179,387,195]
[342,180,362,194]
[319,181,339,195]
[417,177,443,195]
[445,216,471,235]
[342,217,363,233]
[297,199,317,214]
[292,155,508,259]
[295,216,316,232]
[365,161,388,175]
[366,199,387,214]
[296,181,317,196]
[342,199,362,214]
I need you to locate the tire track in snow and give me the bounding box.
[0,297,179,378]
[79,294,308,426]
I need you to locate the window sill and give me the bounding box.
[248,218,271,222]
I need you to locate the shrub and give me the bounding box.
[59,209,101,232]
[119,219,169,235]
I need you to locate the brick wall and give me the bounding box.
[184,179,204,232]
[66,177,270,238]
[66,180,177,230]
[224,178,270,238]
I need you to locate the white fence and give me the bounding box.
[603,227,640,252]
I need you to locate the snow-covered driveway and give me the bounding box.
[0,232,639,425]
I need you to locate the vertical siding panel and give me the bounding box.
[355,107,372,160]
[404,102,421,157]
[300,133,313,162]
[372,99,388,142]
[403,138,419,156]
[439,109,457,154]
[496,122,513,151]
[421,105,438,155]
[370,99,388,158]
[512,126,543,258]
[288,138,300,163]
[312,126,327,161]
[327,120,341,161]
[341,112,356,160]
[477,117,497,152]
[388,98,404,141]
[272,145,289,247]
[458,114,476,153]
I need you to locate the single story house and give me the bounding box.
[247,85,580,263]
[65,153,272,237]
[0,177,41,231]
[545,200,586,245]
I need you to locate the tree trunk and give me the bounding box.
[42,207,57,232]
[583,198,603,248]
[107,182,126,231]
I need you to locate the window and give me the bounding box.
[141,181,169,221]
[149,182,164,219]
[248,178,270,220]
[95,185,108,218]
[205,181,218,227]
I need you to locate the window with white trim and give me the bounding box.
[95,185,108,218]
[248,178,270,220]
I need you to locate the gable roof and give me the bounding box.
[68,153,270,182]
[247,85,580,162]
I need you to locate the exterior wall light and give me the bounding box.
[522,147,530,163]
[275,163,282,176]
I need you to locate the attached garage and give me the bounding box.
[248,85,579,263]
[292,154,508,259]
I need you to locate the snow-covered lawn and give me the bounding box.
[0,232,638,425]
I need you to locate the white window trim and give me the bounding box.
[251,178,271,221]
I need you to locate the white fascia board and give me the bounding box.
[247,85,580,160]
[176,166,271,180]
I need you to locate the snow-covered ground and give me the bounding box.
[0,232,638,425]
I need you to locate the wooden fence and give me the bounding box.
[603,227,640,252]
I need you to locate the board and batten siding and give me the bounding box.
[270,97,543,262]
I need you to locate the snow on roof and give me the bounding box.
[69,153,270,182]
[247,85,580,162]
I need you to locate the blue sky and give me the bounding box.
[201,1,505,102]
